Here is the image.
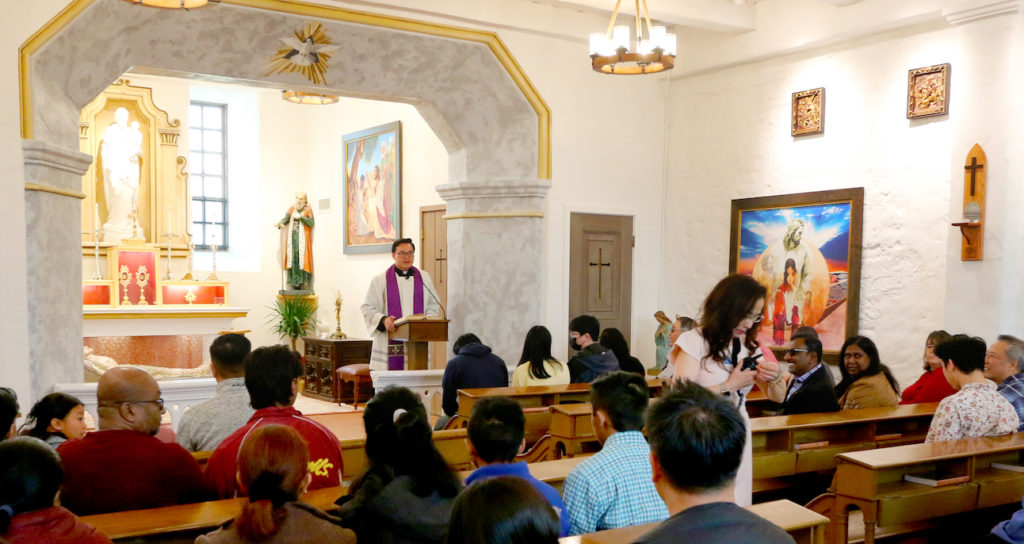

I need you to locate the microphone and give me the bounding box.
[425,281,448,321]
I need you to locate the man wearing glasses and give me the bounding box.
[58,367,207,515]
[362,238,441,371]
[768,332,839,415]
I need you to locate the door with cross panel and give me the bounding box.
[568,213,633,354]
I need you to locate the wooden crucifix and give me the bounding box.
[951,143,987,261]
[589,247,612,299]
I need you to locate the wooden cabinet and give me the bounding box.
[301,337,372,403]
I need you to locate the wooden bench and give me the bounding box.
[751,402,938,481]
[821,432,1024,544]
[559,499,828,543]
[83,456,591,541]
[454,379,664,423]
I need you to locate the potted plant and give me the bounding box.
[267,296,318,350]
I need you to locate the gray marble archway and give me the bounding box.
[22,0,550,396]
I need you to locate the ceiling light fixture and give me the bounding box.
[589,0,676,75]
[281,91,340,105]
[121,0,218,8]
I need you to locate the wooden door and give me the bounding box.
[420,205,448,370]
[569,213,633,346]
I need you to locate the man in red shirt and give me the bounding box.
[205,345,344,498]
[58,367,208,515]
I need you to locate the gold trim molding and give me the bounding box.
[83,311,247,320]
[443,211,544,220]
[25,183,87,199]
[19,0,552,180]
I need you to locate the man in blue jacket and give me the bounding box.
[435,333,508,430]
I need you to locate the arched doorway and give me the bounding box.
[20,0,551,397]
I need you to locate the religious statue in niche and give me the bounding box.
[276,191,315,291]
[266,21,340,85]
[101,107,144,243]
[907,63,950,119]
[791,87,824,137]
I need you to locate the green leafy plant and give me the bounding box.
[267,296,318,350]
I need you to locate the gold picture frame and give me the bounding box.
[907,63,950,119]
[791,88,824,137]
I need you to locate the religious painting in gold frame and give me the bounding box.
[907,63,950,119]
[729,188,864,364]
[791,88,824,137]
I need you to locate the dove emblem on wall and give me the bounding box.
[266,21,340,85]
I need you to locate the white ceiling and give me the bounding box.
[533,0,863,33]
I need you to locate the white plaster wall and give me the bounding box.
[663,26,957,387]
[495,32,669,368]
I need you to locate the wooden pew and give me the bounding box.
[559,499,828,544]
[824,432,1024,544]
[339,427,474,480]
[454,379,664,423]
[83,456,590,541]
[751,402,938,481]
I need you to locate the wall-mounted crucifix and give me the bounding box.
[951,143,987,261]
[589,247,612,299]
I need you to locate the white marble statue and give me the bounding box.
[101,107,144,243]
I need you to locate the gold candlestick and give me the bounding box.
[135,265,150,305]
[182,232,195,281]
[119,265,132,306]
[206,242,220,281]
[331,292,347,339]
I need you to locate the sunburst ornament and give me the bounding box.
[266,22,340,85]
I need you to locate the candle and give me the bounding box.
[167,212,171,234]
[94,202,100,229]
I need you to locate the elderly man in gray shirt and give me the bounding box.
[176,334,254,452]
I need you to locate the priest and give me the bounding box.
[362,238,441,371]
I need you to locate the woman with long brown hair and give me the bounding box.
[669,274,782,507]
[197,425,355,544]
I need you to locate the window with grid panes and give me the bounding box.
[189,102,228,250]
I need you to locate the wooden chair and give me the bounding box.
[335,364,373,409]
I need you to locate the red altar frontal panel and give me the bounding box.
[84,335,207,369]
[114,250,158,306]
[83,284,112,306]
[161,284,226,305]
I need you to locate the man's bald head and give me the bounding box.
[97,367,163,434]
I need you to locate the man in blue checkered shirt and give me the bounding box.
[563,371,668,535]
[986,334,1024,431]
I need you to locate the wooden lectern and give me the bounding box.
[390,317,449,370]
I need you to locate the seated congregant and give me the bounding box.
[633,380,794,544]
[0,437,112,544]
[206,346,343,498]
[19,393,87,448]
[764,333,839,415]
[335,386,461,544]
[196,425,356,544]
[568,315,619,383]
[512,326,570,387]
[925,334,1019,442]
[901,330,955,405]
[448,476,561,544]
[563,371,667,535]
[436,333,509,430]
[599,328,645,376]
[986,334,1024,431]
[464,396,570,536]
[1,387,19,440]
[58,367,207,515]
[834,336,900,410]
[177,333,254,452]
